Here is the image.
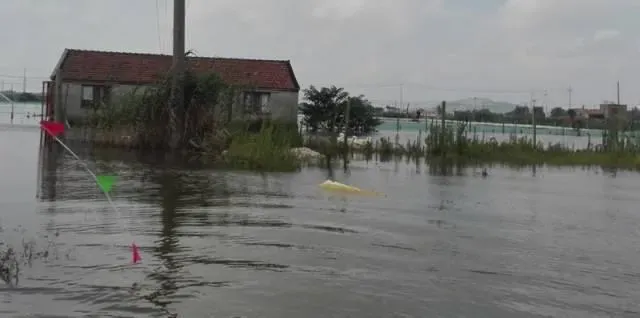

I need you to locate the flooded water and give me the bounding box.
[0,102,41,126]
[2,128,640,317]
[0,102,619,150]
[297,114,609,149]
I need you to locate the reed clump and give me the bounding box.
[222,120,302,171]
[85,69,235,150]
[1,230,69,286]
[309,121,640,170]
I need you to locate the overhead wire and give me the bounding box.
[164,0,169,53]
[311,81,567,95]
[155,0,163,52]
[0,74,48,80]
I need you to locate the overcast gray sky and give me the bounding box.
[1,0,639,108]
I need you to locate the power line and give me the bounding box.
[368,100,440,106]
[310,81,567,95]
[0,73,48,80]
[403,82,569,94]
[164,0,169,53]
[155,0,163,52]
[311,82,403,89]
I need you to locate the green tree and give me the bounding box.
[631,107,640,120]
[300,85,347,133]
[300,85,381,135]
[566,109,581,129]
[550,107,567,118]
[342,95,382,135]
[16,92,41,102]
[474,109,499,122]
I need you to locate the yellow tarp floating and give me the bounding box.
[318,180,383,196]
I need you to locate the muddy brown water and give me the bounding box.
[1,127,639,317]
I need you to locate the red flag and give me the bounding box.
[131,242,141,264]
[40,121,65,137]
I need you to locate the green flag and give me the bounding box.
[96,175,116,193]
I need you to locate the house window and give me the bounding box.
[259,93,270,113]
[243,92,271,114]
[81,85,111,108]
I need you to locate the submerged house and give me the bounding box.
[44,49,300,123]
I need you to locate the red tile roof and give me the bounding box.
[51,49,299,91]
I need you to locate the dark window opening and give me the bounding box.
[243,92,271,114]
[81,85,111,108]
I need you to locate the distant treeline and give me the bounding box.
[376,105,640,131]
[0,91,43,102]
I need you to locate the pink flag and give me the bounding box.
[40,121,65,137]
[131,242,141,264]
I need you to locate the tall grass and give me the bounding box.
[86,70,236,150]
[309,120,640,169]
[1,231,69,286]
[81,69,316,172]
[224,121,300,171]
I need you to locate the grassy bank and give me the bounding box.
[306,123,640,170]
[354,137,640,168]
[66,120,307,171]
[68,122,640,171]
[221,121,304,171]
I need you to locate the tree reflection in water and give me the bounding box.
[35,144,241,315]
[143,170,182,311]
[141,168,231,315]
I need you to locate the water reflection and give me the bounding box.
[37,139,62,202]
[427,159,467,176]
[13,130,640,317]
[147,170,183,311]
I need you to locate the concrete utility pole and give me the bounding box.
[531,94,537,149]
[10,84,14,123]
[22,68,26,93]
[543,90,548,116]
[170,0,186,149]
[54,71,64,124]
[342,98,351,170]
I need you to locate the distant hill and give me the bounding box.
[442,98,518,114]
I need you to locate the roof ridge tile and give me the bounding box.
[54,49,299,91]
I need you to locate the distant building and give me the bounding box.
[423,109,438,119]
[585,109,604,119]
[569,108,588,119]
[385,106,401,113]
[45,49,300,123]
[569,107,605,120]
[599,103,628,119]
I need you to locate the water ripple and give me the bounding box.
[2,134,640,317]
